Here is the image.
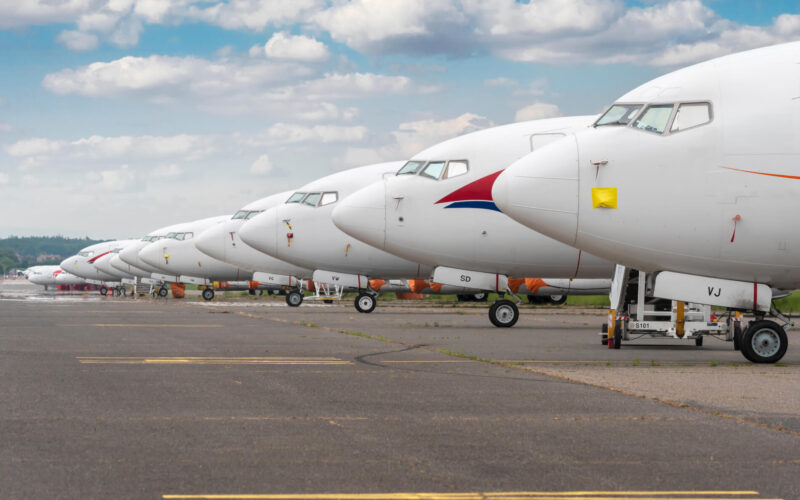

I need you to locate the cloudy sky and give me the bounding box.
[1,0,798,238]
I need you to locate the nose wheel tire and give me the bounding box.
[285,291,304,307]
[740,320,787,363]
[489,299,519,328]
[548,294,567,305]
[158,286,169,298]
[354,293,377,314]
[202,288,215,301]
[99,286,108,296]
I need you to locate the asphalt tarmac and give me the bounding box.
[2,280,798,499]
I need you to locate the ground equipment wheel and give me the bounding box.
[158,286,169,298]
[613,319,622,349]
[740,320,788,363]
[354,293,377,313]
[601,323,609,345]
[323,299,334,304]
[472,292,488,302]
[548,294,567,305]
[99,286,108,296]
[202,288,215,301]
[285,291,303,307]
[695,336,703,347]
[489,299,519,328]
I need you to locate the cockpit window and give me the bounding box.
[302,192,322,207]
[632,104,674,134]
[166,232,178,240]
[175,233,186,241]
[78,251,94,257]
[183,232,194,240]
[320,192,338,206]
[232,210,248,220]
[245,210,263,220]
[670,102,711,132]
[420,161,446,180]
[443,160,468,179]
[595,104,642,127]
[397,161,425,175]
[286,192,306,203]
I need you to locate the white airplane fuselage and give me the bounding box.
[61,241,125,283]
[494,42,800,290]
[194,191,312,280]
[240,162,432,280]
[138,216,253,282]
[332,117,615,279]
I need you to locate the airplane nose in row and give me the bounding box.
[195,224,225,261]
[138,243,163,269]
[239,212,278,257]
[493,136,580,246]
[119,245,139,267]
[332,183,386,250]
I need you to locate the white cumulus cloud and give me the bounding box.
[262,32,330,62]
[250,154,274,175]
[56,30,100,51]
[514,103,562,122]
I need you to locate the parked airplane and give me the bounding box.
[193,191,312,302]
[117,222,185,293]
[60,240,126,295]
[238,162,441,311]
[25,265,85,289]
[332,116,614,326]
[138,215,255,300]
[91,239,140,295]
[493,41,800,362]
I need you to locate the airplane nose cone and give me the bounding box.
[239,211,278,257]
[119,245,140,267]
[109,255,127,274]
[332,181,386,250]
[195,224,226,261]
[139,243,165,270]
[493,135,580,246]
[60,257,75,273]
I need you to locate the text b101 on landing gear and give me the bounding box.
[603,267,791,363]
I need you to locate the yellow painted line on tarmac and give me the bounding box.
[62,323,224,328]
[77,356,352,365]
[162,491,769,500]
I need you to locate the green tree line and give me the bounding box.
[0,236,107,273]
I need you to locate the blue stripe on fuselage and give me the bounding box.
[443,201,501,212]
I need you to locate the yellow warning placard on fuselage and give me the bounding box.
[591,187,617,209]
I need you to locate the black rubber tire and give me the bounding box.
[112,287,121,297]
[733,322,742,351]
[548,294,567,306]
[285,291,303,307]
[740,320,788,363]
[601,323,609,345]
[695,336,703,347]
[456,294,472,302]
[489,299,519,328]
[472,292,488,302]
[613,319,622,349]
[202,288,215,301]
[99,286,108,296]
[158,286,168,298]
[354,293,377,314]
